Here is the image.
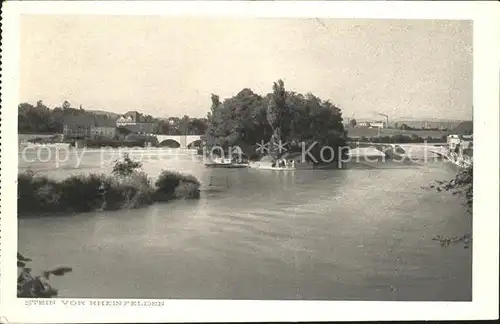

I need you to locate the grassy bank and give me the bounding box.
[18,157,200,217]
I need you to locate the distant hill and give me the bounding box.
[351,116,470,130]
[393,117,469,123]
[454,121,473,135]
[87,110,121,119]
[392,119,468,130]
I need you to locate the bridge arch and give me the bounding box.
[159,139,181,148]
[187,139,203,149]
[154,135,202,149]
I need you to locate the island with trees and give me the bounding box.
[204,79,349,167]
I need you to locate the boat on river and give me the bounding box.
[204,157,249,168]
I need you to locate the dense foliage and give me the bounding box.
[17,253,72,298]
[18,157,200,217]
[204,80,348,163]
[18,100,79,133]
[112,153,143,177]
[156,115,208,136]
[154,171,201,201]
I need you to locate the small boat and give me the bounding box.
[204,157,249,168]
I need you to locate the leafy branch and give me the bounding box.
[17,253,72,298]
[427,165,473,248]
[429,165,473,215]
[111,153,142,177]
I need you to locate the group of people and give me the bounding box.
[271,159,296,169]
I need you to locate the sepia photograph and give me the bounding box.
[1,1,499,323]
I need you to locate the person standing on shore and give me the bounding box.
[97,182,107,211]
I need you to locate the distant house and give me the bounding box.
[123,122,155,135]
[62,115,96,139]
[63,115,117,140]
[356,120,385,128]
[115,111,158,135]
[116,111,143,126]
[91,117,117,139]
[369,121,385,128]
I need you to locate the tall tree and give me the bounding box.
[62,101,71,110]
[210,94,220,112]
[266,79,288,157]
[181,115,190,135]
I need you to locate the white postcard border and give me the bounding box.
[1,1,499,323]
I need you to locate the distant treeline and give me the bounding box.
[18,100,208,135]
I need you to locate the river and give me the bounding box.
[18,145,472,300]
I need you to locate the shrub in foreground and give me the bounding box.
[18,170,200,216]
[174,181,201,199]
[105,171,155,210]
[111,153,143,177]
[58,173,108,213]
[18,170,61,214]
[154,170,201,201]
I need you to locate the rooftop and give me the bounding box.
[123,122,154,133]
[94,116,117,127]
[63,114,97,126]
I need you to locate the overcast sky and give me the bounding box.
[20,16,472,120]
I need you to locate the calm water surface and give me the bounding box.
[18,146,472,300]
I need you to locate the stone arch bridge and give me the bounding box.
[154,135,203,149]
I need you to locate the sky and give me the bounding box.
[20,16,472,120]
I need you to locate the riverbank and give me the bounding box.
[347,133,447,144]
[17,169,200,217]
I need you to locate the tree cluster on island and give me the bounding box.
[204,79,348,163]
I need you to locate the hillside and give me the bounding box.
[454,121,473,135]
[87,110,121,119]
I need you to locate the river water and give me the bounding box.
[18,145,472,300]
